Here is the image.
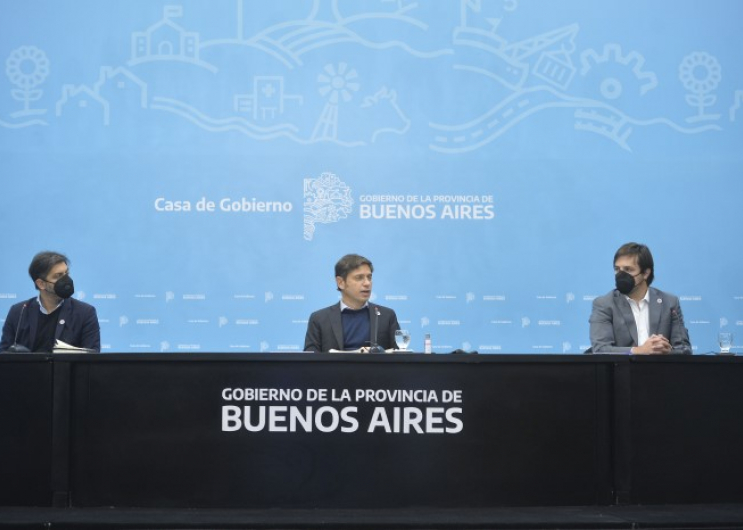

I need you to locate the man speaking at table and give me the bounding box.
[304,254,400,352]
[1,251,100,353]
[589,242,691,354]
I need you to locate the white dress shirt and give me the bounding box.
[625,289,650,346]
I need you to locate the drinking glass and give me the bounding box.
[718,332,733,354]
[395,329,411,350]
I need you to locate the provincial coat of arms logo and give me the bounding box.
[303,172,354,240]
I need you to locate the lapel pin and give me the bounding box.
[657,299,662,304]
[59,319,65,325]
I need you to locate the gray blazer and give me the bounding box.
[588,287,691,354]
[304,303,400,352]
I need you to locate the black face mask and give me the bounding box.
[615,270,638,295]
[50,275,75,299]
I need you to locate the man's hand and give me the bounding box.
[632,334,672,354]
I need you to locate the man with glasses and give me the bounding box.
[588,242,691,354]
[1,251,100,352]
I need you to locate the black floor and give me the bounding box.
[1,504,743,529]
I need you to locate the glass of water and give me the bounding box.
[718,332,733,354]
[394,329,411,350]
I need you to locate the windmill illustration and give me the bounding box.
[311,63,360,141]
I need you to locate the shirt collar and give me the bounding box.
[37,295,64,315]
[624,288,650,306]
[340,300,369,312]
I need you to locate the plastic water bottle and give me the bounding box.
[424,333,432,354]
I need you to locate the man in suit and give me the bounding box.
[304,254,400,352]
[0,251,100,352]
[589,242,691,354]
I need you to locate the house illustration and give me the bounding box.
[55,67,147,126]
[131,5,199,62]
[95,67,148,111]
[55,86,109,124]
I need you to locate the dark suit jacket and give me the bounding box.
[0,297,101,352]
[588,287,691,354]
[304,303,400,352]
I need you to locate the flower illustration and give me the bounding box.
[679,52,721,94]
[6,45,50,90]
[679,51,722,122]
[6,45,50,115]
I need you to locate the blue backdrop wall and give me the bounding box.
[2,0,741,354]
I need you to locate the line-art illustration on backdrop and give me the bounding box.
[1,1,741,353]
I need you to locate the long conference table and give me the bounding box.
[2,352,742,513]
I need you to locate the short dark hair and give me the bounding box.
[335,254,373,291]
[28,251,69,290]
[614,243,654,285]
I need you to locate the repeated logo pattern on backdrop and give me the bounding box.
[1,1,741,353]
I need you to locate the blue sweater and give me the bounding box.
[342,306,371,350]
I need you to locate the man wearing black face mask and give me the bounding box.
[0,251,100,352]
[588,242,691,355]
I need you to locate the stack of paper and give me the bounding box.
[52,340,95,354]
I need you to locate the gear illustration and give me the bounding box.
[579,44,657,101]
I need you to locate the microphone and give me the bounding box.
[7,298,32,353]
[367,306,384,353]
